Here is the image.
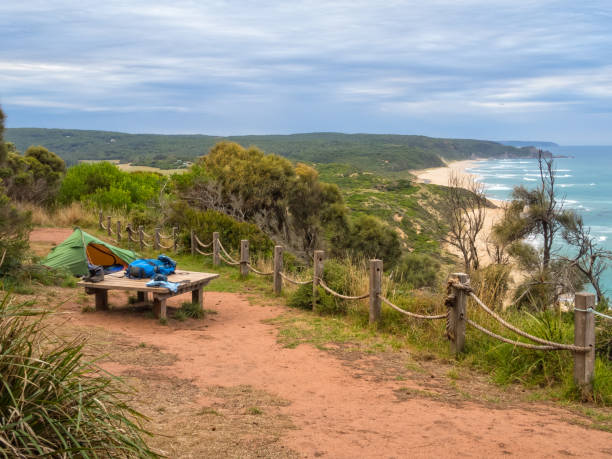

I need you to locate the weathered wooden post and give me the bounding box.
[116,221,122,243]
[125,224,132,248]
[190,229,195,256]
[448,272,469,354]
[139,225,144,251]
[213,232,220,266]
[172,227,178,253]
[240,240,249,277]
[154,227,160,250]
[574,292,596,393]
[369,259,383,323]
[273,245,283,295]
[106,216,112,237]
[312,250,325,310]
[99,210,104,230]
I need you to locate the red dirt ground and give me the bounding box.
[30,228,612,457]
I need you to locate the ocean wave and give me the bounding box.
[559,184,574,188]
[599,236,608,242]
[487,184,512,191]
[523,177,536,181]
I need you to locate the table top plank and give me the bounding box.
[77,270,219,293]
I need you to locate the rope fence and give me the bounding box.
[95,209,602,394]
[317,278,369,300]
[379,294,446,320]
[247,263,273,276]
[279,272,312,285]
[195,234,212,248]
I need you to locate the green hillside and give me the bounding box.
[5,128,538,172]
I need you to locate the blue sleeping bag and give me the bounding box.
[125,255,176,279]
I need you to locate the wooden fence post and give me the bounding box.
[99,210,104,230]
[116,221,121,243]
[154,228,160,250]
[448,272,469,354]
[240,240,249,277]
[172,227,178,252]
[190,229,195,256]
[107,216,112,237]
[574,292,596,392]
[369,259,383,323]
[273,245,283,295]
[312,250,325,310]
[213,232,220,266]
[139,226,144,251]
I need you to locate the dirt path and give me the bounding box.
[52,290,608,458]
[29,228,611,457]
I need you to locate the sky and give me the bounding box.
[1,1,612,144]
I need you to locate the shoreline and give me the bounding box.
[411,159,506,267]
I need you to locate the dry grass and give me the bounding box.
[20,202,97,228]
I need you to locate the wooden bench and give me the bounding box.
[78,270,219,319]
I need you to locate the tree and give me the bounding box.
[0,106,31,274]
[497,151,576,269]
[176,141,350,257]
[435,172,487,271]
[2,145,66,205]
[562,215,611,303]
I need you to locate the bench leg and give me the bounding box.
[192,287,204,312]
[137,291,148,303]
[95,290,109,311]
[153,297,167,320]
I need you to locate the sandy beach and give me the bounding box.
[412,160,506,266]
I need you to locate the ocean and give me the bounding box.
[467,145,612,294]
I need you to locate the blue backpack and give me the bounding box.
[125,255,176,279]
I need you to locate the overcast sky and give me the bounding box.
[1,1,611,144]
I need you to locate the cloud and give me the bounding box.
[1,1,612,142]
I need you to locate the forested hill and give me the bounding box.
[5,128,540,172]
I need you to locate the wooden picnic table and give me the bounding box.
[78,270,219,319]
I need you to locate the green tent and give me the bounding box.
[42,228,140,276]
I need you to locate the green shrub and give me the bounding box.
[58,162,163,212]
[343,215,401,267]
[168,202,273,255]
[0,188,31,276]
[288,283,313,310]
[0,293,157,457]
[392,253,441,290]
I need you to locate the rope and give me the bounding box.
[140,230,152,239]
[246,263,273,276]
[219,253,240,266]
[195,234,212,248]
[279,272,312,285]
[575,307,612,320]
[195,246,213,256]
[467,291,586,351]
[158,241,172,250]
[466,319,567,351]
[467,319,591,352]
[317,278,369,300]
[379,295,446,320]
[141,239,151,248]
[219,241,240,264]
[158,232,173,239]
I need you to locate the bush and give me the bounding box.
[168,202,273,255]
[58,162,163,212]
[392,253,440,290]
[288,259,367,315]
[0,293,157,457]
[0,188,31,276]
[343,215,401,267]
